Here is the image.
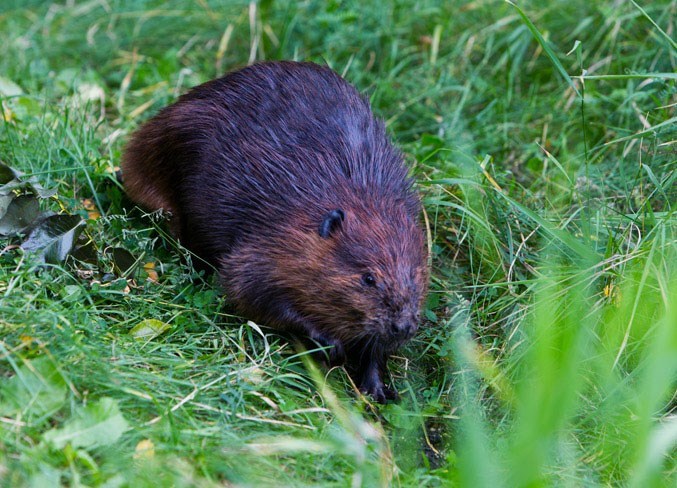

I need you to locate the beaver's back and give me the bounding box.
[122,61,418,265]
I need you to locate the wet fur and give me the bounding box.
[122,61,428,402]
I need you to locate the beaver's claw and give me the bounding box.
[357,363,398,404]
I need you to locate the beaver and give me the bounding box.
[122,61,428,403]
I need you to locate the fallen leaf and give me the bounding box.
[0,195,40,235]
[105,247,137,276]
[70,237,98,265]
[0,193,14,220]
[82,199,100,220]
[134,439,155,460]
[82,199,96,211]
[21,214,85,263]
[143,262,159,282]
[0,161,57,199]
[129,318,172,340]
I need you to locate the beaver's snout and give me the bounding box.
[389,310,420,341]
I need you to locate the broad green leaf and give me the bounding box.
[43,397,129,449]
[0,356,67,419]
[61,284,83,302]
[0,75,23,97]
[27,462,62,488]
[8,95,43,120]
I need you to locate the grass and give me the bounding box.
[0,0,675,486]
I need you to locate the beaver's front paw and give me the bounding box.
[309,330,346,366]
[358,366,398,404]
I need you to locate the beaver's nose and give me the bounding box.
[390,320,418,340]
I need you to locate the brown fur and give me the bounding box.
[121,61,429,402]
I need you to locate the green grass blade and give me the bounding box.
[630,0,677,51]
[577,73,677,81]
[505,0,580,97]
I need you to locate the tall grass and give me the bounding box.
[1,0,675,486]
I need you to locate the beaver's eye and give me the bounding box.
[361,272,377,287]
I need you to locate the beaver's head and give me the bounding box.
[271,194,428,354]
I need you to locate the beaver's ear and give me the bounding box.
[318,209,345,238]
